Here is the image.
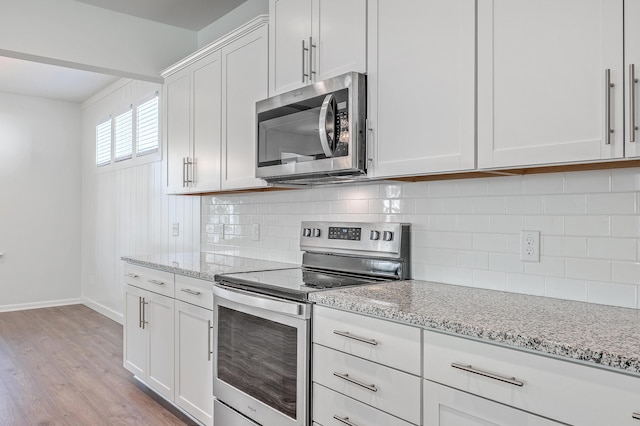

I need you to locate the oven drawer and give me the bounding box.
[313,343,421,425]
[123,263,174,297]
[214,399,259,426]
[174,275,213,310]
[312,383,416,426]
[313,305,421,375]
[424,331,640,426]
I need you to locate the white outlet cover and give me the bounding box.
[252,224,260,241]
[520,230,540,262]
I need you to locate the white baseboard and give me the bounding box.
[0,298,82,313]
[81,297,124,324]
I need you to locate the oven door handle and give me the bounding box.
[213,283,309,318]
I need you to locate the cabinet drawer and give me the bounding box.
[313,383,415,426]
[123,263,174,297]
[313,305,421,375]
[424,331,640,426]
[313,344,421,425]
[174,275,213,310]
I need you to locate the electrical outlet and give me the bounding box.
[520,230,540,262]
[172,222,180,237]
[252,224,260,241]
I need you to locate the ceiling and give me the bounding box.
[1,0,246,103]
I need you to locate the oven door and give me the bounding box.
[213,284,310,426]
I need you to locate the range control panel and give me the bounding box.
[300,221,409,257]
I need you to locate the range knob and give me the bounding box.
[370,230,380,240]
[383,231,394,241]
[303,228,312,237]
[313,228,321,237]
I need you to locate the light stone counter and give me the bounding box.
[309,280,640,375]
[121,252,296,282]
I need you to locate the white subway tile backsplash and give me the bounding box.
[587,281,637,308]
[587,237,637,261]
[565,215,610,237]
[202,169,640,309]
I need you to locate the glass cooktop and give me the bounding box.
[214,268,383,301]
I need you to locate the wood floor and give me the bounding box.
[0,304,196,425]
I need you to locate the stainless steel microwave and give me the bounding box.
[256,72,366,184]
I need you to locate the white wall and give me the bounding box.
[198,0,269,47]
[202,169,640,309]
[0,0,197,81]
[0,92,82,311]
[80,79,200,323]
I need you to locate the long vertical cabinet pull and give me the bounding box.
[605,69,615,145]
[208,320,213,361]
[631,64,638,142]
[302,40,309,83]
[138,297,143,329]
[141,298,148,330]
[182,158,187,187]
[308,37,316,80]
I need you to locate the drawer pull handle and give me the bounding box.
[148,280,165,286]
[333,330,378,346]
[333,372,377,392]
[180,288,201,296]
[125,273,139,278]
[451,362,524,387]
[633,412,640,420]
[333,415,359,426]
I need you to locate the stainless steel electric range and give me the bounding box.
[211,221,411,426]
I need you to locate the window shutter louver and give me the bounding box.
[96,119,112,166]
[114,108,133,162]
[136,95,159,155]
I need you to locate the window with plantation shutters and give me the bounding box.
[96,119,111,166]
[114,108,133,162]
[136,95,159,155]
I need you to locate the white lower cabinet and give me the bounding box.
[123,284,175,401]
[174,300,213,426]
[423,380,561,425]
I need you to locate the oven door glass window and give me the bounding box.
[217,306,298,419]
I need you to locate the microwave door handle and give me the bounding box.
[318,94,336,158]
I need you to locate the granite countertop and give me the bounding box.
[309,280,640,376]
[121,252,297,282]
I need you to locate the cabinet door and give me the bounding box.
[174,301,213,426]
[146,291,175,401]
[123,285,147,378]
[368,0,476,178]
[424,380,562,426]
[221,25,269,190]
[269,0,313,95]
[312,0,367,82]
[192,52,222,192]
[165,69,191,194]
[626,0,640,157]
[478,0,624,168]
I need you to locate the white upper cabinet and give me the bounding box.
[625,0,640,157]
[165,52,222,194]
[368,0,476,178]
[477,0,624,169]
[221,23,269,190]
[269,0,367,96]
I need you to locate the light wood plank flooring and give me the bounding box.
[0,304,196,425]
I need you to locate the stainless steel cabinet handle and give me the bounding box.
[148,279,165,286]
[190,157,196,185]
[125,273,139,279]
[631,64,638,142]
[308,37,316,80]
[180,288,201,296]
[333,415,359,426]
[208,320,213,361]
[141,298,148,330]
[605,69,615,145]
[182,157,187,187]
[451,362,524,387]
[301,40,309,83]
[333,372,377,392]
[333,330,378,346]
[633,412,640,420]
[138,297,143,329]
